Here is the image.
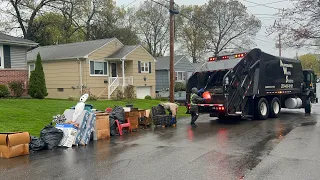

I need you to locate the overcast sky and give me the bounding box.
[117,0,316,58]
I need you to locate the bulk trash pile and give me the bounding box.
[29,93,97,152]
[1,92,154,158]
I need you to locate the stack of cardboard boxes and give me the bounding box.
[0,132,30,158]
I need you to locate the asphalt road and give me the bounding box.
[0,107,318,180]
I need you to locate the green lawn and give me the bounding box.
[0,99,188,136]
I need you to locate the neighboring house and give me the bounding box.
[193,62,206,72]
[155,55,195,92]
[27,38,156,99]
[0,32,38,94]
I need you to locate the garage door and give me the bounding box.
[136,86,151,99]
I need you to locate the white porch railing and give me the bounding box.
[119,76,134,86]
[107,76,134,99]
[108,77,119,99]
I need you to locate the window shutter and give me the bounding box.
[149,62,151,73]
[138,61,141,73]
[3,45,11,68]
[104,62,108,75]
[90,61,94,74]
[184,72,187,81]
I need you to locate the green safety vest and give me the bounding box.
[190,93,196,105]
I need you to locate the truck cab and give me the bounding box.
[303,69,317,103]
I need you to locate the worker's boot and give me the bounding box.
[170,117,176,127]
[190,122,197,127]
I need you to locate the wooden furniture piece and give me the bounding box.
[94,113,110,140]
[138,109,151,127]
[125,111,139,130]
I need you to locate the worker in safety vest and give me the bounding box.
[190,87,206,127]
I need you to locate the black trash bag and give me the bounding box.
[112,106,125,123]
[29,136,46,152]
[109,106,125,136]
[40,124,63,150]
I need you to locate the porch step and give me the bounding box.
[97,88,109,100]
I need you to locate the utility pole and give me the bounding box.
[278,34,282,57]
[169,0,175,103]
[149,0,178,103]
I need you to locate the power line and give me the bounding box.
[246,0,289,8]
[242,0,283,10]
[151,0,275,53]
[122,0,138,8]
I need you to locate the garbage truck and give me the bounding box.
[186,48,317,120]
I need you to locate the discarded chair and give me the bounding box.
[115,118,132,136]
[151,105,172,127]
[105,108,113,113]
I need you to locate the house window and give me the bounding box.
[90,61,108,76]
[175,72,185,81]
[29,63,35,77]
[141,62,149,73]
[0,45,3,69]
[57,88,64,92]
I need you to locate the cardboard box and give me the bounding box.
[56,124,78,148]
[94,113,110,140]
[97,129,110,140]
[0,132,30,158]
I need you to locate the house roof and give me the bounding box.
[0,32,38,47]
[108,45,139,59]
[155,55,185,70]
[27,38,116,61]
[193,63,206,71]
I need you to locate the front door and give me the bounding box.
[111,63,117,77]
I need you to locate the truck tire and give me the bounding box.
[256,98,269,120]
[269,97,281,118]
[218,114,227,120]
[305,98,311,113]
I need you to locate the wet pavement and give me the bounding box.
[1,106,319,180]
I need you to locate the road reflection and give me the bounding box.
[187,127,194,142]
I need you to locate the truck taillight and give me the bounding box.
[213,106,225,111]
[209,57,216,61]
[218,107,225,111]
[234,53,246,58]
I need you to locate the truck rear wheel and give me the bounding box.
[269,97,281,118]
[256,98,269,120]
[305,98,311,113]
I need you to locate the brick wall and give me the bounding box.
[0,69,28,95]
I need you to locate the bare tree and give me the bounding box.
[1,0,60,39]
[55,0,121,40]
[176,5,207,63]
[134,0,169,57]
[269,0,320,48]
[205,0,261,56]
